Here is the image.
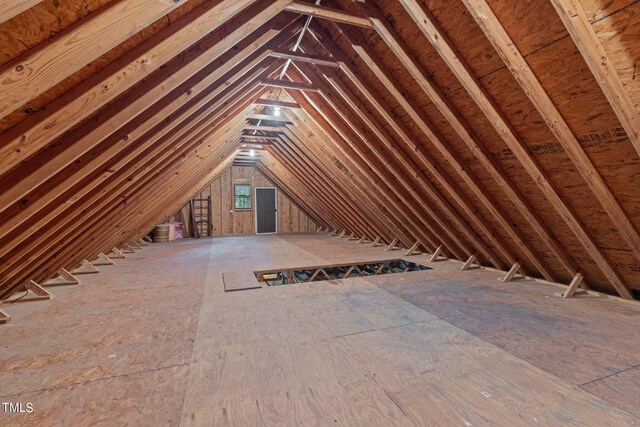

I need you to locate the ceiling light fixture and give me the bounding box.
[274,107,281,116]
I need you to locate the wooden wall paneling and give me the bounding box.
[262,156,345,232]
[231,166,254,234]
[256,160,328,229]
[259,156,344,231]
[0,89,258,298]
[0,0,192,119]
[0,0,43,24]
[288,82,466,258]
[0,0,292,177]
[331,21,556,277]
[398,0,634,299]
[220,166,233,235]
[550,0,640,157]
[256,161,329,229]
[313,62,509,270]
[463,0,640,266]
[0,15,294,211]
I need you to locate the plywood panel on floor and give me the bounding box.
[1,234,639,425]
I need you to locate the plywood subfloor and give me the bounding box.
[1,234,639,425]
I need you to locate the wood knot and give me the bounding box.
[15,64,24,73]
[18,198,29,209]
[122,135,129,141]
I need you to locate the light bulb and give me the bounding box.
[250,150,256,157]
[274,107,281,116]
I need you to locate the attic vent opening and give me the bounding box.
[255,259,431,286]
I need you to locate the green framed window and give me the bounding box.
[234,184,252,209]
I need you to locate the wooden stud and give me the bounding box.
[561,273,586,298]
[70,259,100,275]
[405,241,422,256]
[91,253,115,266]
[42,269,79,287]
[460,255,478,271]
[137,238,149,247]
[385,238,399,251]
[370,236,382,247]
[429,245,444,262]
[107,247,126,259]
[500,262,522,282]
[0,308,11,324]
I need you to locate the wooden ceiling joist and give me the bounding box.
[260,79,320,92]
[269,49,339,67]
[284,1,373,28]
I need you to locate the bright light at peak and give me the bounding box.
[273,107,281,116]
[249,150,256,157]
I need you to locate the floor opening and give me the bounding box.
[255,258,431,286]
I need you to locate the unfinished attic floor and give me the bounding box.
[1,235,639,426]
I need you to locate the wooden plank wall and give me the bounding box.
[179,165,317,236]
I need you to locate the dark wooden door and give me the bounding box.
[255,188,277,234]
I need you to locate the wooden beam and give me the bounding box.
[463,0,640,267]
[260,79,319,92]
[254,99,300,108]
[429,245,444,262]
[0,0,192,120]
[284,1,372,28]
[500,262,522,282]
[90,253,115,266]
[70,259,100,275]
[460,255,478,271]
[244,125,284,132]
[0,308,11,324]
[41,269,79,287]
[398,0,634,300]
[107,247,126,259]
[0,0,42,24]
[405,241,422,256]
[385,238,399,251]
[549,0,640,157]
[563,273,585,298]
[269,49,339,67]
